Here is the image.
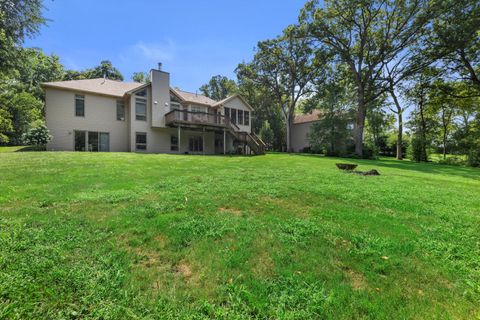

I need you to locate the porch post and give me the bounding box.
[202,127,205,155]
[178,125,181,154]
[223,128,226,155]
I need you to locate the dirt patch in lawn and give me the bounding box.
[175,263,193,278]
[219,207,242,216]
[345,268,368,290]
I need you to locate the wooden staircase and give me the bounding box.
[225,121,266,155]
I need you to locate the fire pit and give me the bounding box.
[336,163,358,171]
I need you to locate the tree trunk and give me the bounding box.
[389,88,403,160]
[354,87,366,156]
[286,119,291,152]
[418,96,428,161]
[397,112,403,160]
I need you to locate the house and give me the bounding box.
[290,110,322,152]
[42,66,265,155]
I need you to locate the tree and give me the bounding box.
[83,60,123,80]
[259,120,274,149]
[237,25,324,151]
[427,0,480,90]
[405,69,439,161]
[132,71,150,84]
[305,68,356,155]
[236,70,286,150]
[300,0,432,156]
[22,122,51,147]
[1,91,43,144]
[0,0,46,73]
[0,108,13,143]
[199,75,237,101]
[14,48,64,100]
[63,60,124,81]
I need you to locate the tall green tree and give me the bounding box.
[427,0,480,90]
[0,0,46,73]
[300,0,432,156]
[63,60,124,81]
[132,71,150,84]
[199,75,237,101]
[237,25,324,151]
[305,66,356,155]
[84,60,123,81]
[236,70,285,149]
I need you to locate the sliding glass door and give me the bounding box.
[74,130,109,152]
[74,131,86,151]
[99,133,109,152]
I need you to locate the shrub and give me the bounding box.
[467,149,480,167]
[409,134,428,162]
[22,124,51,147]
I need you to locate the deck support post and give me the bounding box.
[203,127,205,155]
[223,128,226,155]
[178,125,181,154]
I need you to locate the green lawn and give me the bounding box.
[0,152,479,319]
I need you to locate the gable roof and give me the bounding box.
[294,109,322,124]
[171,88,217,106]
[42,79,253,110]
[213,94,254,111]
[42,78,144,98]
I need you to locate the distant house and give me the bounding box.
[42,67,265,155]
[290,110,321,153]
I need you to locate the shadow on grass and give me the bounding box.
[290,153,480,181]
[15,146,46,152]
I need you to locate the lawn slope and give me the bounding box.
[0,152,479,319]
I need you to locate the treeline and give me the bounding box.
[199,0,480,165]
[0,0,127,145]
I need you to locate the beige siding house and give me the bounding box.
[291,110,321,153]
[43,67,265,155]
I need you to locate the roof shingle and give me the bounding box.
[171,88,217,106]
[294,110,322,124]
[42,78,144,97]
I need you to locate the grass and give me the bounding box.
[0,151,479,319]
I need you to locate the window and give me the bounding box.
[75,94,85,117]
[116,100,125,121]
[135,89,147,97]
[74,130,86,151]
[171,135,179,151]
[135,98,147,121]
[238,109,244,125]
[189,136,203,152]
[170,102,181,111]
[75,131,109,152]
[230,108,237,124]
[224,107,230,119]
[244,111,250,126]
[192,106,203,113]
[136,132,147,150]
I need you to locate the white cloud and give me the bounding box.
[130,40,176,62]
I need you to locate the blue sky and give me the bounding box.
[25,0,307,92]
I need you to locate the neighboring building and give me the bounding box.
[290,110,321,152]
[43,67,265,155]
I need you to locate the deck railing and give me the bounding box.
[165,109,230,128]
[164,109,265,154]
